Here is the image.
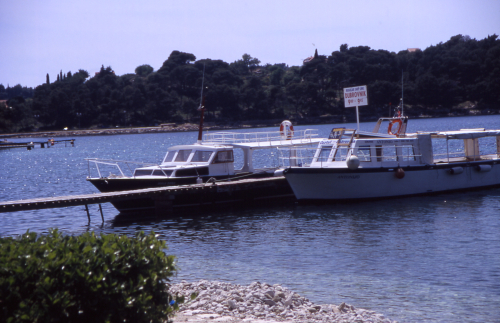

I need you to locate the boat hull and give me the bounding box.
[284,161,500,201]
[87,175,294,213]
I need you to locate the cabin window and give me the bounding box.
[191,150,214,162]
[174,149,192,162]
[134,169,152,176]
[333,147,348,161]
[328,128,345,139]
[175,167,209,177]
[382,146,397,161]
[316,146,332,163]
[357,146,371,162]
[163,151,175,163]
[212,150,234,163]
[152,169,173,176]
[400,145,416,161]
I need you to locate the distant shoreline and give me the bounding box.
[1,113,497,139]
[0,123,249,139]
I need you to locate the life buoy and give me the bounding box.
[388,119,403,135]
[280,120,294,139]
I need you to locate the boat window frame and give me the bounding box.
[152,169,173,177]
[191,150,214,163]
[163,151,175,163]
[315,146,332,163]
[332,147,348,161]
[357,145,372,162]
[400,145,416,162]
[134,169,153,176]
[382,145,398,162]
[212,150,234,164]
[174,149,193,162]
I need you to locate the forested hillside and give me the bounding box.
[1,34,499,132]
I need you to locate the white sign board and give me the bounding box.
[344,85,368,107]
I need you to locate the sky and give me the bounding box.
[1,0,499,89]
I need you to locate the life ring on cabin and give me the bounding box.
[280,120,294,139]
[388,119,403,135]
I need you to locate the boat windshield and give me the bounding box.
[163,151,175,163]
[174,150,192,162]
[191,150,214,162]
[316,147,332,163]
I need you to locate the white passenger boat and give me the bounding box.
[282,116,500,201]
[86,121,320,212]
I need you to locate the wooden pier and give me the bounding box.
[0,139,75,150]
[0,177,290,221]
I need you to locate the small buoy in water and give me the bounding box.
[395,167,405,179]
[346,155,360,169]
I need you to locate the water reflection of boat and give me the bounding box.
[283,113,500,202]
[86,121,320,213]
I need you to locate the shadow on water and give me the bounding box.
[109,186,500,230]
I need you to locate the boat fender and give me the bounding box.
[196,176,203,184]
[274,169,285,177]
[388,119,403,136]
[280,120,294,140]
[448,167,464,175]
[346,155,360,170]
[476,165,492,172]
[395,167,405,179]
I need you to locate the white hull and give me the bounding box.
[285,162,500,200]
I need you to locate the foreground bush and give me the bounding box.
[0,230,181,323]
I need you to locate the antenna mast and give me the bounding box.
[401,70,404,116]
[197,64,206,144]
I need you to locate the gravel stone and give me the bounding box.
[169,280,398,323]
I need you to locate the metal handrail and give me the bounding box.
[277,146,423,168]
[203,129,319,144]
[86,158,160,178]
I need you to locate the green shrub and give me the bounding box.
[0,229,182,323]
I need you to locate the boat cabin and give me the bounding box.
[133,144,236,178]
[309,128,428,169]
[305,125,500,170]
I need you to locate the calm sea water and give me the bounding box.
[1,115,500,323]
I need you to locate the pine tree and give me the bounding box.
[46,73,50,84]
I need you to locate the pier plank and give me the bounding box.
[0,177,284,213]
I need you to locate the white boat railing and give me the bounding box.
[203,129,319,145]
[277,146,423,168]
[85,158,157,178]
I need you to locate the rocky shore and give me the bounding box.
[169,280,398,323]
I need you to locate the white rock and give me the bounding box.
[227,299,237,310]
[169,280,397,323]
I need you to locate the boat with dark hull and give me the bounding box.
[86,122,320,213]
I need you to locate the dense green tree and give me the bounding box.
[135,64,154,77]
[2,35,500,133]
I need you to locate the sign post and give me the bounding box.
[343,85,368,133]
